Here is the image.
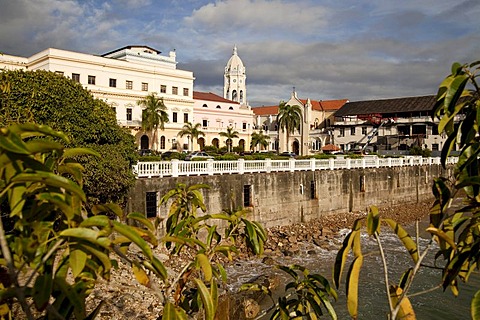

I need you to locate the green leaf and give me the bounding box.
[80,215,111,228]
[33,272,53,311]
[25,139,63,154]
[384,219,419,263]
[12,171,86,202]
[162,302,188,320]
[194,278,216,320]
[0,133,30,154]
[63,147,100,158]
[127,212,155,231]
[70,249,87,278]
[346,255,363,319]
[92,203,124,218]
[59,228,99,243]
[133,262,150,287]
[112,221,153,259]
[197,253,212,282]
[471,289,480,320]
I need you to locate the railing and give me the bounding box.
[132,156,458,178]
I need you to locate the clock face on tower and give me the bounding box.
[233,79,236,83]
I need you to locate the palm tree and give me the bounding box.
[138,93,169,150]
[250,130,270,151]
[276,101,302,152]
[219,126,239,153]
[177,122,205,152]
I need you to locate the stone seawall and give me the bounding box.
[128,164,453,229]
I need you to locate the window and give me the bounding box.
[183,88,189,96]
[184,113,189,123]
[88,75,95,85]
[242,123,247,130]
[126,80,133,89]
[339,128,345,137]
[202,119,208,127]
[72,73,80,83]
[243,185,252,207]
[145,192,157,218]
[160,136,166,149]
[109,78,117,88]
[160,85,167,93]
[310,181,316,199]
[229,106,234,110]
[216,105,221,109]
[432,143,439,151]
[351,127,356,135]
[172,112,177,123]
[362,127,367,135]
[141,82,148,91]
[126,108,132,121]
[172,86,178,95]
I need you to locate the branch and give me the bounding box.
[374,232,394,315]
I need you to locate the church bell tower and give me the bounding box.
[224,45,247,104]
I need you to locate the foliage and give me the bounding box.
[250,130,270,151]
[0,123,166,319]
[177,122,205,152]
[276,101,302,152]
[242,264,338,320]
[214,154,240,161]
[203,145,219,154]
[428,60,480,312]
[0,69,136,205]
[409,145,432,157]
[334,206,419,319]
[138,155,163,162]
[158,183,267,319]
[219,127,239,153]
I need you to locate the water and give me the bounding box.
[226,218,479,319]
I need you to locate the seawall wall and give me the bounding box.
[128,165,452,228]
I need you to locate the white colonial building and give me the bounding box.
[1,45,257,152]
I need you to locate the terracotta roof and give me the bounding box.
[193,91,239,104]
[252,105,278,116]
[252,98,348,116]
[322,144,340,151]
[334,95,436,117]
[300,99,348,111]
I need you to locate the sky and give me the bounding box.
[0,0,479,107]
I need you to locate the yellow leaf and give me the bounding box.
[389,285,416,319]
[133,263,150,287]
[197,253,212,282]
[346,255,363,318]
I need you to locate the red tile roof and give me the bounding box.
[252,99,348,116]
[193,91,239,104]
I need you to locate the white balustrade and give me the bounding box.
[132,156,458,178]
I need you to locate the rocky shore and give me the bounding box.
[83,200,433,320]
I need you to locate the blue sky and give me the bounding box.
[1,0,479,106]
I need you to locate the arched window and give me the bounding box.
[240,90,243,102]
[202,104,208,108]
[216,105,221,109]
[198,137,205,150]
[212,138,219,148]
[160,136,166,149]
[229,106,234,110]
[140,135,149,150]
[232,90,237,101]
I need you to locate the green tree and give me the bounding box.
[250,130,270,151]
[276,101,302,152]
[177,122,205,152]
[219,127,239,153]
[0,69,136,205]
[138,93,169,150]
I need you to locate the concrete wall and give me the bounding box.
[128,165,452,228]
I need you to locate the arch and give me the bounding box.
[229,106,234,110]
[216,105,221,109]
[202,104,208,108]
[238,139,245,151]
[292,140,300,155]
[140,135,149,149]
[272,138,279,151]
[212,138,219,148]
[240,90,244,103]
[160,136,166,150]
[198,137,205,150]
[232,90,237,101]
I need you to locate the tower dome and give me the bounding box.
[224,45,247,104]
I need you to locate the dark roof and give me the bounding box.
[101,45,161,57]
[334,95,436,117]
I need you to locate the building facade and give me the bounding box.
[332,95,457,154]
[252,90,347,155]
[224,45,247,104]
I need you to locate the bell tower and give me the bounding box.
[224,45,246,104]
